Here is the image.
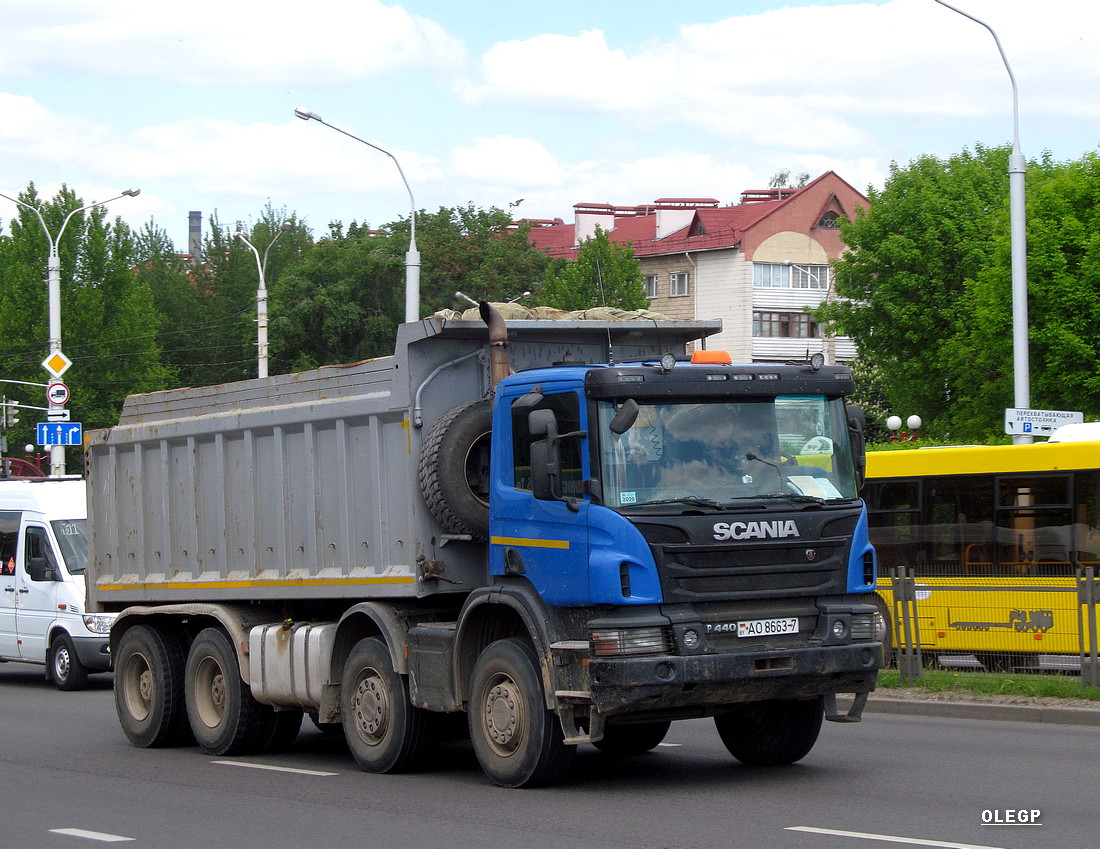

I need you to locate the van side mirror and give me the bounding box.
[27,557,59,582]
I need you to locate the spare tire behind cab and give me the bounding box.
[418,400,493,539]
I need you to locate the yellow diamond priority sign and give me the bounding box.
[42,350,72,378]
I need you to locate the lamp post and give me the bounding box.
[933,0,1030,443]
[784,260,835,365]
[294,108,421,323]
[0,186,140,475]
[236,221,293,379]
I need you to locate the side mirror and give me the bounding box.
[609,399,640,435]
[846,404,867,490]
[529,409,561,500]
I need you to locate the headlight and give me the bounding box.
[590,626,672,657]
[82,614,115,635]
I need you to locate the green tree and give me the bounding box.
[540,226,649,311]
[0,183,167,458]
[828,145,1012,440]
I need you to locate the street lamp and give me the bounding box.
[0,186,140,476]
[236,221,293,379]
[294,108,421,323]
[933,0,1030,443]
[784,260,835,365]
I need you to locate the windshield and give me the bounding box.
[596,396,858,511]
[51,518,88,574]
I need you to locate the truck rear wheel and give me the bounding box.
[341,637,436,773]
[468,638,575,788]
[592,720,671,756]
[714,697,824,766]
[184,627,268,756]
[418,400,493,538]
[115,624,191,748]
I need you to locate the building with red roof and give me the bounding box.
[525,171,868,363]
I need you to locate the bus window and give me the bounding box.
[996,476,1071,575]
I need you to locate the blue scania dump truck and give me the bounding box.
[87,304,880,787]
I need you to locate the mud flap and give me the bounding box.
[824,691,867,723]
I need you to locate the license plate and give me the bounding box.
[737,617,799,638]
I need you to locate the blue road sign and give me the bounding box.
[37,422,83,446]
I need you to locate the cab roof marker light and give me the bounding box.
[690,350,732,364]
[757,373,780,381]
[705,374,729,381]
[617,374,645,383]
[731,374,754,381]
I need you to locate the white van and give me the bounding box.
[0,478,114,690]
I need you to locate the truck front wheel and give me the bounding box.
[115,624,190,748]
[341,637,436,773]
[468,639,575,788]
[184,627,267,755]
[592,720,671,756]
[714,697,824,766]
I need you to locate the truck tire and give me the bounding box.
[419,400,493,539]
[592,720,671,756]
[49,633,89,691]
[258,708,304,753]
[184,627,268,756]
[341,637,437,773]
[468,638,575,788]
[115,624,191,748]
[714,697,824,767]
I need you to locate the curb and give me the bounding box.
[857,694,1100,727]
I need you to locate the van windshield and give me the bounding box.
[52,519,88,574]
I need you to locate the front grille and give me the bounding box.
[655,541,846,603]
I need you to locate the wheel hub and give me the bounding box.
[353,671,389,742]
[485,680,521,749]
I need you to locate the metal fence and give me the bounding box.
[878,564,1100,689]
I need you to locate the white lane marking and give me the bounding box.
[50,828,135,842]
[212,759,338,776]
[786,827,1006,849]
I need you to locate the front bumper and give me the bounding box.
[72,636,112,672]
[585,642,881,716]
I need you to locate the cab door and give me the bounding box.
[16,523,62,662]
[0,511,20,658]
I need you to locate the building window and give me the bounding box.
[753,311,821,339]
[669,271,690,297]
[818,211,840,229]
[753,262,828,290]
[643,274,658,298]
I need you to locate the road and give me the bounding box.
[1,662,1093,849]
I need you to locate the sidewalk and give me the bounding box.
[857,689,1100,727]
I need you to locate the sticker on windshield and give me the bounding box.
[620,491,638,505]
[786,476,843,499]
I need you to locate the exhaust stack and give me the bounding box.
[479,301,511,388]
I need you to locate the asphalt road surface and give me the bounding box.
[1,662,1093,849]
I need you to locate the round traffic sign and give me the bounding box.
[47,381,70,406]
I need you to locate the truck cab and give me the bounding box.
[0,478,114,689]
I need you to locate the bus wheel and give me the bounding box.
[341,637,436,773]
[593,720,671,756]
[115,624,191,748]
[468,638,575,788]
[715,697,824,766]
[185,627,267,756]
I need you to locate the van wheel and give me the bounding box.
[418,400,493,539]
[715,697,824,766]
[341,637,437,773]
[115,624,192,748]
[49,634,89,691]
[469,639,575,788]
[185,627,268,756]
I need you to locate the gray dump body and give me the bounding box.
[86,315,719,611]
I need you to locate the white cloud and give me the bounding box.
[0,0,468,84]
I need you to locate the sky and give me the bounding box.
[2,0,1099,252]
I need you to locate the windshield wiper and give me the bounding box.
[725,493,831,506]
[630,496,725,511]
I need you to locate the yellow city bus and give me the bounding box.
[863,441,1100,672]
